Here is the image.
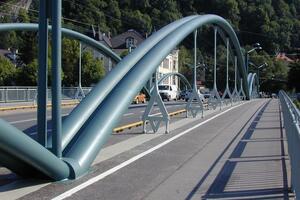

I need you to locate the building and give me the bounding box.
[275,53,294,63]
[110,29,145,55]
[110,29,179,88]
[89,28,180,89]
[83,26,114,73]
[157,49,179,87]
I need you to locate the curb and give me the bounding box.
[0,101,79,112]
[0,101,187,112]
[113,109,186,133]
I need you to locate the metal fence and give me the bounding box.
[0,86,92,103]
[279,90,300,198]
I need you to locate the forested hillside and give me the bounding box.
[0,0,299,92]
[60,0,300,54]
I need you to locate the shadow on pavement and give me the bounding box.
[200,101,291,199]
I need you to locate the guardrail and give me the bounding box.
[0,86,92,103]
[279,90,300,198]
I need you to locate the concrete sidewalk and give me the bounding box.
[194,99,293,199]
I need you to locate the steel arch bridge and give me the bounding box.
[0,14,259,180]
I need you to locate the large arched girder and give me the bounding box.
[0,23,121,63]
[0,15,252,180]
[62,15,251,178]
[157,72,192,90]
[248,73,259,97]
[0,17,200,180]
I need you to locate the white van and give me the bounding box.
[158,85,179,101]
[185,89,205,102]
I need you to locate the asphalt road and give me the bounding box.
[0,99,292,200]
[0,101,187,139]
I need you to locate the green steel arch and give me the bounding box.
[0,15,252,180]
[248,73,259,97]
[61,16,197,150]
[62,14,250,178]
[0,23,121,63]
[157,72,192,90]
[0,16,199,180]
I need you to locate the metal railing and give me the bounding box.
[279,90,300,198]
[0,86,92,103]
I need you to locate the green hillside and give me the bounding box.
[0,0,299,92]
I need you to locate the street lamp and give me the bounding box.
[186,62,206,69]
[185,62,206,89]
[249,62,268,95]
[245,43,262,74]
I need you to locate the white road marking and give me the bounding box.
[123,113,134,116]
[52,102,247,200]
[9,114,69,125]
[10,118,37,124]
[29,129,52,136]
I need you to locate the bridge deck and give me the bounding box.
[0,99,293,199]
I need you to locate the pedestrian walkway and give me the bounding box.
[192,99,293,199]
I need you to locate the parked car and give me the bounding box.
[133,93,146,104]
[179,90,189,100]
[185,89,205,102]
[203,91,211,99]
[158,85,179,101]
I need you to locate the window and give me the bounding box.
[158,73,163,79]
[158,85,170,90]
[126,37,135,48]
[173,60,176,70]
[163,59,169,69]
[173,77,176,85]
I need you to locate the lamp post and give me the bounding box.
[186,62,206,88]
[245,43,262,74]
[249,62,268,95]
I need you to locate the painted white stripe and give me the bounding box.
[9,114,69,125]
[123,113,134,116]
[29,129,52,136]
[10,118,37,124]
[52,102,247,200]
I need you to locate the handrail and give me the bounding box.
[279,90,300,198]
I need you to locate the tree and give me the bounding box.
[0,16,19,49]
[288,61,300,92]
[121,10,152,33]
[17,8,38,65]
[82,51,106,86]
[0,56,16,85]
[16,59,38,86]
[62,38,79,86]
[178,45,193,83]
[120,49,129,58]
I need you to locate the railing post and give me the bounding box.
[193,30,197,90]
[5,88,8,103]
[51,0,62,157]
[26,88,29,102]
[234,56,238,100]
[226,38,229,91]
[213,27,217,91]
[79,42,82,88]
[37,0,49,146]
